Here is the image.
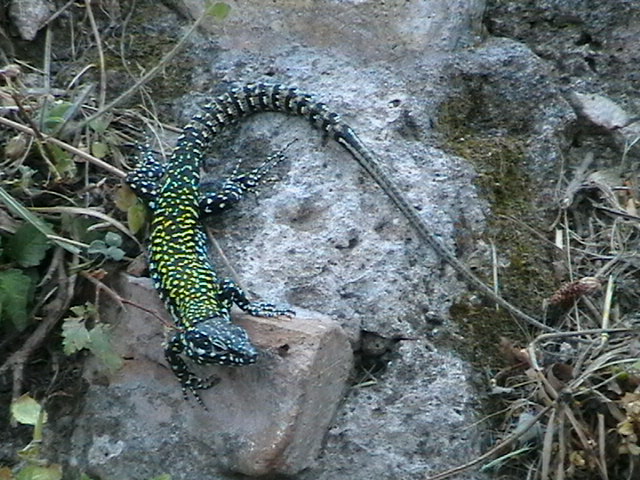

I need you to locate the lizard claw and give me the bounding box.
[182,375,220,409]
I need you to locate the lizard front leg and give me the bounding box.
[164,332,220,407]
[125,145,165,208]
[218,279,295,317]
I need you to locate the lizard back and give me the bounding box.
[148,83,375,329]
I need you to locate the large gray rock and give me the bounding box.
[65,1,494,479]
[9,0,51,41]
[60,0,493,478]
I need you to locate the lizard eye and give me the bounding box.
[211,339,228,352]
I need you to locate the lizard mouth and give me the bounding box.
[216,351,258,366]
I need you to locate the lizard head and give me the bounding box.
[181,318,258,366]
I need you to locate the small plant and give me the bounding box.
[61,302,123,372]
[86,232,126,262]
[0,222,51,331]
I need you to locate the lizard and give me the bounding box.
[126,82,551,404]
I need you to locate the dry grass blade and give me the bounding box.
[423,405,554,480]
[42,0,77,28]
[0,185,82,254]
[0,117,127,178]
[555,408,566,480]
[50,83,95,136]
[564,405,604,474]
[422,142,640,480]
[73,5,214,132]
[0,116,126,177]
[601,274,615,336]
[573,343,630,388]
[31,206,141,247]
[598,413,609,480]
[84,0,106,109]
[540,406,556,479]
[10,91,60,181]
[479,446,534,472]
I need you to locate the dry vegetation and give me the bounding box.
[428,147,640,480]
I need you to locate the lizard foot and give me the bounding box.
[182,374,220,410]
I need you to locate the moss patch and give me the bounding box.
[438,95,555,366]
[110,10,195,102]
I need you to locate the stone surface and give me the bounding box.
[442,36,576,184]
[69,274,353,478]
[186,0,485,59]
[70,1,490,479]
[485,0,640,97]
[9,0,51,41]
[568,91,631,130]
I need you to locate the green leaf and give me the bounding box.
[50,144,76,179]
[87,236,125,261]
[87,239,107,255]
[207,2,231,20]
[69,302,97,319]
[88,324,123,372]
[63,215,101,244]
[104,232,122,247]
[61,317,91,355]
[84,302,98,317]
[11,394,47,426]
[127,202,148,234]
[15,464,62,480]
[91,141,109,159]
[6,223,51,267]
[88,116,111,134]
[147,475,172,480]
[17,165,36,190]
[42,101,74,133]
[114,185,139,211]
[5,134,28,160]
[0,269,33,330]
[105,246,125,261]
[69,305,87,317]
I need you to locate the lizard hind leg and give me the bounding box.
[199,144,291,215]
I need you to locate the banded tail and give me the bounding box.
[167,83,551,332]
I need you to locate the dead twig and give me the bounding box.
[79,270,175,330]
[84,0,106,109]
[0,116,126,177]
[424,405,554,480]
[10,92,61,181]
